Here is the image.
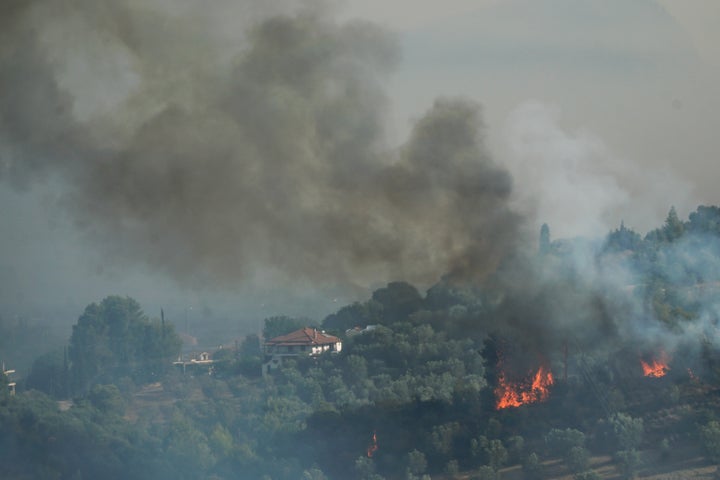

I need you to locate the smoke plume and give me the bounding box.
[0,0,520,291]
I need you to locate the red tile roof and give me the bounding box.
[265,327,341,346]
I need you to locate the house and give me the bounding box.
[263,327,342,375]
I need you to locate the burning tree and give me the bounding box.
[495,363,554,409]
[640,351,670,378]
[366,431,378,458]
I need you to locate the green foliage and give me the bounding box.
[431,422,460,457]
[604,221,643,252]
[646,206,686,243]
[614,449,641,479]
[471,465,497,480]
[345,354,369,384]
[687,205,720,234]
[0,389,161,479]
[470,436,486,464]
[0,371,8,401]
[262,392,312,433]
[445,459,459,476]
[406,450,427,476]
[506,435,525,462]
[485,439,508,470]
[227,333,263,378]
[209,424,234,458]
[565,446,590,474]
[607,413,643,451]
[240,333,262,357]
[659,437,672,461]
[522,452,543,480]
[302,467,329,480]
[486,418,502,438]
[574,470,602,480]
[355,456,383,480]
[13,201,720,480]
[69,296,181,391]
[664,206,685,241]
[87,384,125,415]
[25,348,69,398]
[545,428,586,457]
[165,412,216,478]
[700,420,720,462]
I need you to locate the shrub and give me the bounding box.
[545,428,585,457]
[574,471,602,480]
[700,421,720,462]
[471,465,497,480]
[614,449,641,479]
[566,446,590,474]
[522,453,543,480]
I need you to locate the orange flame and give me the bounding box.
[366,431,378,458]
[640,351,670,377]
[495,364,554,410]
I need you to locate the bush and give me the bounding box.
[506,435,525,463]
[302,468,328,480]
[700,421,720,462]
[608,413,644,450]
[471,466,497,480]
[522,453,543,480]
[614,449,641,479]
[87,384,125,415]
[596,413,643,452]
[445,459,459,476]
[406,450,427,477]
[545,428,585,457]
[659,437,672,461]
[355,456,384,480]
[574,471,602,480]
[485,440,508,470]
[566,446,590,474]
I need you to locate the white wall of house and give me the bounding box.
[262,341,342,376]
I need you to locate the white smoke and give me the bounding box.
[502,101,698,239]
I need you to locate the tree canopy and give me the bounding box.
[69,296,181,391]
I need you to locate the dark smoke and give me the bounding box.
[0,0,520,291]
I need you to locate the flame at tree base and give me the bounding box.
[495,365,554,410]
[366,431,378,458]
[641,351,670,378]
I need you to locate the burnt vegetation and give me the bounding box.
[2,206,720,479]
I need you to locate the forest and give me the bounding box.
[3,205,720,480]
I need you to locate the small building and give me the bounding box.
[173,351,215,375]
[2,363,16,396]
[263,327,342,375]
[345,325,378,337]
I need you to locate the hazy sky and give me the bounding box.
[1,0,718,325]
[347,0,720,234]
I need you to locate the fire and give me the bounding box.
[495,364,554,410]
[366,431,378,458]
[640,351,670,378]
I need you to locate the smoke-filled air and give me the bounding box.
[0,0,519,291]
[3,1,720,480]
